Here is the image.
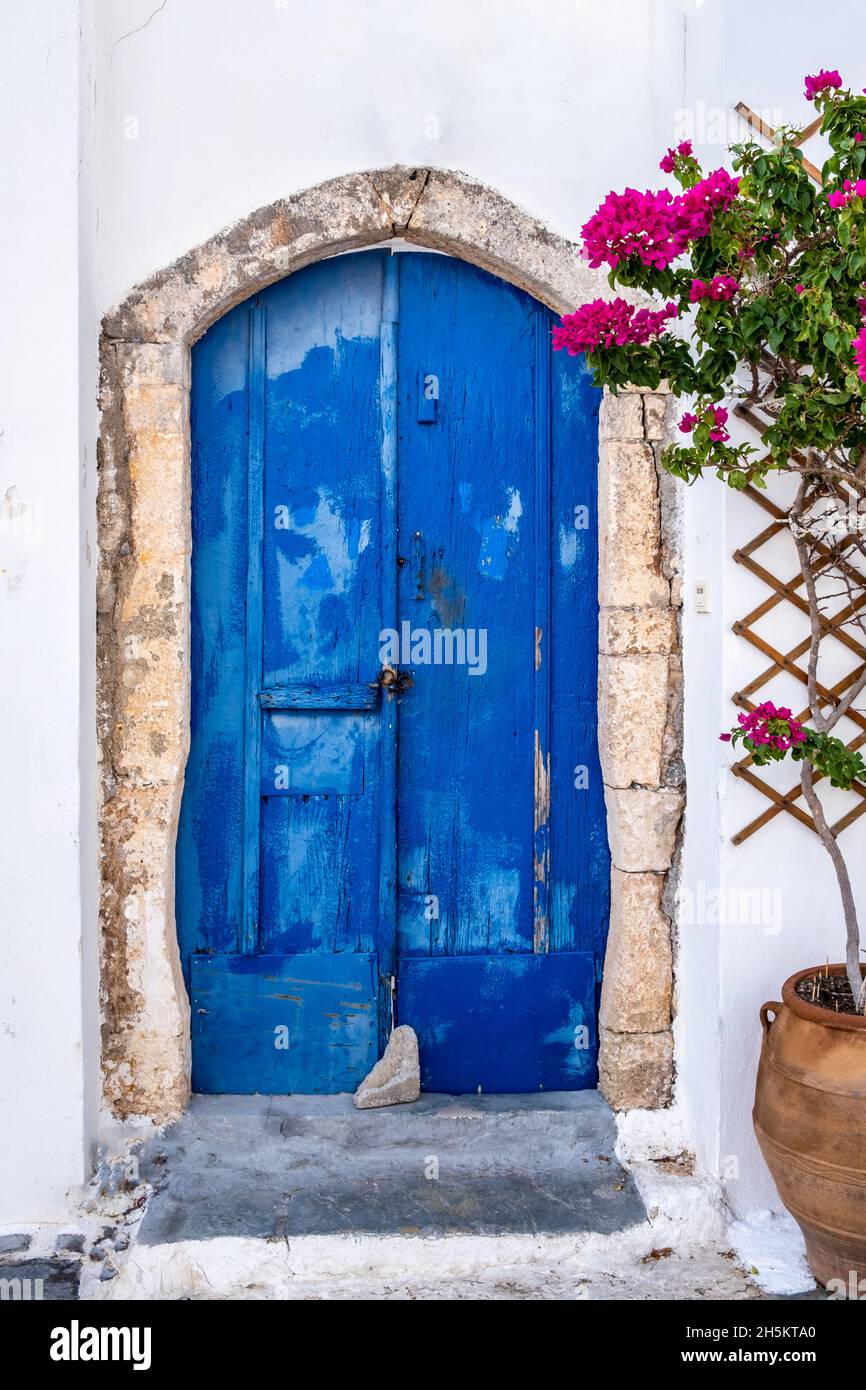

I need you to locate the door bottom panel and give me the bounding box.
[397,952,597,1093]
[191,953,379,1094]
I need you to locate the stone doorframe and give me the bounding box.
[97,166,684,1122]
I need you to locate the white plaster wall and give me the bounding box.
[92,0,686,312]
[0,0,100,1223]
[3,0,865,1220]
[681,2,866,1217]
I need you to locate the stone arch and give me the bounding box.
[97,167,683,1120]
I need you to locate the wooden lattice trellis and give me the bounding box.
[728,103,866,843]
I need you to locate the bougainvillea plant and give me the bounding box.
[555,71,866,1007]
[721,702,865,788]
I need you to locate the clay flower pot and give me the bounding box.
[754,965,866,1287]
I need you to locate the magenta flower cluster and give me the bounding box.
[659,139,693,173]
[677,169,741,239]
[853,312,866,384]
[581,187,683,271]
[690,275,738,303]
[581,168,740,272]
[827,178,866,210]
[551,297,677,356]
[720,702,807,750]
[804,69,842,101]
[679,404,730,443]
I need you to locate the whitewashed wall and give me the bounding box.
[0,0,99,1222]
[680,4,866,1216]
[1,0,863,1222]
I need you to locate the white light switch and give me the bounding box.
[694,580,711,614]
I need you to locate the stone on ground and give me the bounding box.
[353,1025,420,1109]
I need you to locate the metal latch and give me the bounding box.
[377,665,414,694]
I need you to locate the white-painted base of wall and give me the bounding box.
[729,1211,815,1298]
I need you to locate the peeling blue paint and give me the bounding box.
[177,251,608,1095]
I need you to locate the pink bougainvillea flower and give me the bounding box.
[713,275,739,300]
[853,314,866,383]
[691,274,738,303]
[795,283,805,294]
[551,297,677,356]
[680,404,730,439]
[676,169,740,243]
[581,170,739,273]
[856,132,864,144]
[804,69,842,101]
[731,701,808,750]
[719,732,732,742]
[708,405,730,442]
[828,189,848,209]
[581,187,685,271]
[659,138,695,174]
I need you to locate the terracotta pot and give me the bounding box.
[753,965,866,1287]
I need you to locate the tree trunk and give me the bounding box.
[800,761,864,1008]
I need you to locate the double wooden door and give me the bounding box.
[177,249,608,1094]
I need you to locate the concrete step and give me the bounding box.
[134,1092,645,1244]
[90,1092,725,1298]
[186,1091,622,1168]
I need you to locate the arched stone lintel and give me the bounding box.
[101,167,620,346]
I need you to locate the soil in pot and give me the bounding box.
[794,968,863,1015]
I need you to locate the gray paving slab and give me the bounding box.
[137,1090,647,1243]
[0,1259,80,1300]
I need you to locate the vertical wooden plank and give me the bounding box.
[533,308,552,954]
[177,302,251,982]
[241,304,266,954]
[257,254,384,958]
[377,253,399,1046]
[549,339,609,967]
[395,255,537,958]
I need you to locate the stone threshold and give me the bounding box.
[85,1091,728,1299]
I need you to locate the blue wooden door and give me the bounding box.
[177,250,608,1095]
